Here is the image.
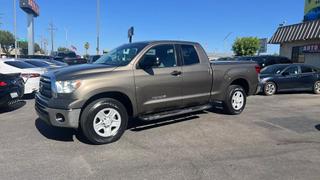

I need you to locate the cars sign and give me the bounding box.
[20,0,40,17]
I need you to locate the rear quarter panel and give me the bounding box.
[210,61,259,101]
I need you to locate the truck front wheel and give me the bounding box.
[80,98,128,145]
[223,85,247,115]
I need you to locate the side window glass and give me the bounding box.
[285,66,299,75]
[181,45,200,66]
[301,66,313,73]
[142,45,177,68]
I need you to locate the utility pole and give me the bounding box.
[48,22,57,54]
[13,0,18,58]
[64,28,68,48]
[96,0,100,55]
[43,38,48,55]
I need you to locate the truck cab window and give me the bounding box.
[181,45,200,65]
[143,45,177,68]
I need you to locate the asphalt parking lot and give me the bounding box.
[0,94,320,180]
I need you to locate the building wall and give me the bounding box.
[279,39,320,67]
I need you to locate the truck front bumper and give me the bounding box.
[35,94,81,129]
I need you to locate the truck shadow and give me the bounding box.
[35,110,216,144]
[128,112,204,132]
[35,118,91,144]
[35,116,320,146]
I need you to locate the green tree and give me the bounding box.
[19,41,28,55]
[19,41,44,55]
[84,42,90,55]
[0,30,15,55]
[232,37,260,56]
[58,47,69,52]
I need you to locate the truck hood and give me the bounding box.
[50,64,117,80]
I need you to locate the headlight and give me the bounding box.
[55,80,82,93]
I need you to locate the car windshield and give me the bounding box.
[25,60,50,67]
[47,60,66,66]
[261,65,288,74]
[4,61,37,69]
[94,43,148,66]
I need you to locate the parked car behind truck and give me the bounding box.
[236,55,292,71]
[0,73,25,109]
[259,64,320,95]
[35,41,259,145]
[0,59,45,94]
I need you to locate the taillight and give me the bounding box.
[21,73,40,78]
[0,81,7,87]
[255,65,261,74]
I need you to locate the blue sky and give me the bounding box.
[0,0,304,55]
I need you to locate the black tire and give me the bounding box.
[80,98,128,145]
[4,99,23,110]
[223,85,247,115]
[263,82,277,96]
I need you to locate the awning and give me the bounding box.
[269,19,320,44]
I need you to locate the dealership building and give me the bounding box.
[269,0,320,67]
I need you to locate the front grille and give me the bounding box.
[39,76,52,98]
[35,94,49,119]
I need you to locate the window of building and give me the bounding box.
[291,46,305,63]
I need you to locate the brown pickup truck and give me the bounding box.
[35,41,259,144]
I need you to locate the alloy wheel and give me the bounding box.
[265,82,276,95]
[93,108,122,137]
[231,90,244,111]
[315,81,320,94]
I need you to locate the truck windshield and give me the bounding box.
[94,43,148,66]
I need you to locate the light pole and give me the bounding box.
[48,22,57,54]
[64,28,68,48]
[13,0,18,58]
[96,0,100,55]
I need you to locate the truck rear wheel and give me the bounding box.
[223,85,247,115]
[80,98,128,145]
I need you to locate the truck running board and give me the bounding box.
[140,104,212,121]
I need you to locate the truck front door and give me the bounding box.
[134,44,183,114]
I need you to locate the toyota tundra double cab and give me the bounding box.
[35,41,259,145]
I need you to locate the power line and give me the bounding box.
[48,22,57,54]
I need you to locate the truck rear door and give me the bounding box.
[178,44,212,107]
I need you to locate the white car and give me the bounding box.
[0,59,45,94]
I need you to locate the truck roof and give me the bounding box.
[134,40,199,45]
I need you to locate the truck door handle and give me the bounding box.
[170,71,182,76]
